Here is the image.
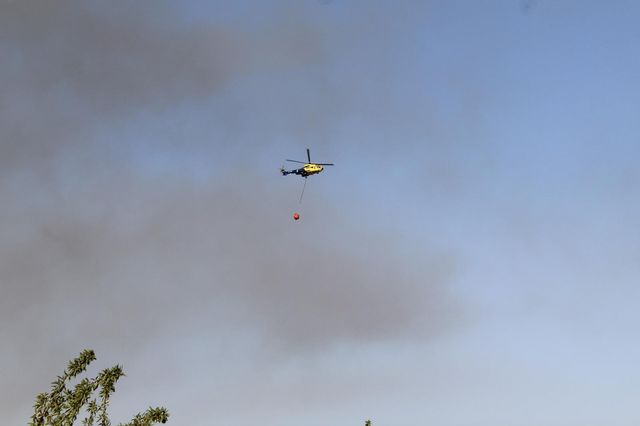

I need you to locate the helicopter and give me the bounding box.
[280,148,334,178]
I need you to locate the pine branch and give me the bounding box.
[118,407,170,426]
[30,350,168,426]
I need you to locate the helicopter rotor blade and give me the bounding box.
[307,148,311,163]
[315,163,334,166]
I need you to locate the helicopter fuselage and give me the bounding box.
[282,163,324,177]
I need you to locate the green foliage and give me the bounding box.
[120,407,169,426]
[30,350,169,426]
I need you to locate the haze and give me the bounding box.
[2,1,640,425]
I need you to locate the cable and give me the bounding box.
[299,177,307,204]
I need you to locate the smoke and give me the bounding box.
[0,1,459,423]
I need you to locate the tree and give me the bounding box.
[30,349,169,426]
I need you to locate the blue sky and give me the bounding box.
[2,1,640,425]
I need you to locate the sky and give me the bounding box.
[2,1,640,425]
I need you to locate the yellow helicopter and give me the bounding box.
[280,148,334,178]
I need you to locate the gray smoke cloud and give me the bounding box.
[1,1,460,423]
